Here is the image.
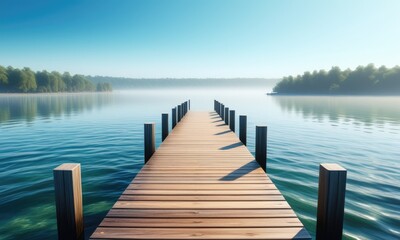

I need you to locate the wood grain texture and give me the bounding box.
[54,163,84,240]
[90,111,310,239]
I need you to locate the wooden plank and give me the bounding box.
[91,227,310,239]
[99,218,303,228]
[90,111,310,239]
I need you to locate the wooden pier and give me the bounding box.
[90,110,311,239]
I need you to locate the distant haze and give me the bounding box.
[87,77,278,90]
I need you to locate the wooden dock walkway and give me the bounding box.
[90,111,311,239]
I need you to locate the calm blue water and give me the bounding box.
[0,88,399,239]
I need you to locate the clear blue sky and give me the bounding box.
[0,0,399,78]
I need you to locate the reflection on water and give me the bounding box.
[0,93,114,124]
[0,90,399,240]
[274,96,400,126]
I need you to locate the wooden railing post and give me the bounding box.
[224,107,229,125]
[316,163,347,240]
[239,115,247,145]
[162,113,168,141]
[188,99,190,111]
[144,123,155,163]
[255,126,267,172]
[53,163,84,240]
[177,105,182,122]
[221,104,225,119]
[172,107,177,128]
[229,110,235,132]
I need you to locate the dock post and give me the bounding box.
[178,105,182,122]
[224,107,229,125]
[53,163,84,240]
[221,104,225,119]
[144,123,155,163]
[239,115,247,145]
[162,113,168,141]
[188,99,190,110]
[316,163,347,240]
[229,110,235,132]
[172,107,177,128]
[255,126,267,172]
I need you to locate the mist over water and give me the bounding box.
[0,85,399,239]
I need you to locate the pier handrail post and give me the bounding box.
[162,113,169,141]
[255,126,267,172]
[221,104,225,119]
[172,107,177,128]
[229,110,235,132]
[239,115,247,145]
[188,99,190,111]
[316,163,347,240]
[224,107,229,125]
[53,163,84,240]
[177,105,182,122]
[144,123,155,163]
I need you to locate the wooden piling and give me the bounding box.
[172,107,177,128]
[177,105,182,122]
[316,163,347,240]
[53,163,84,240]
[239,115,247,145]
[188,99,190,110]
[224,107,229,125]
[229,110,235,132]
[221,104,225,119]
[255,126,267,172]
[144,123,155,163]
[162,113,168,141]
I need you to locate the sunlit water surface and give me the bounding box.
[0,88,399,239]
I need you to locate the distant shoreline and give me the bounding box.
[267,92,400,96]
[0,92,112,96]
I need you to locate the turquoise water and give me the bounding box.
[0,89,399,239]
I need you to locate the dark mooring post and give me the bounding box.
[229,110,235,132]
[316,163,347,240]
[144,123,155,163]
[224,107,229,125]
[162,113,168,141]
[172,107,177,128]
[255,126,267,172]
[177,105,182,122]
[53,163,84,240]
[221,104,225,119]
[239,115,247,145]
[188,99,190,110]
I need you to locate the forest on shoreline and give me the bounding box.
[0,65,112,93]
[273,64,400,95]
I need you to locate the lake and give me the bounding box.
[0,88,399,239]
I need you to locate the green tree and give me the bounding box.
[0,65,8,85]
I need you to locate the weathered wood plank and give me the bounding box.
[90,111,310,239]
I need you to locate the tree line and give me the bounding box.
[273,64,400,95]
[0,65,112,93]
